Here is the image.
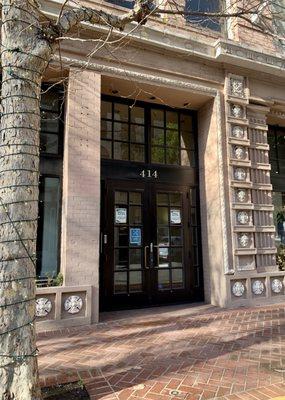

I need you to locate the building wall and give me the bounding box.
[36,0,285,330]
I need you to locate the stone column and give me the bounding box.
[198,94,232,307]
[61,68,101,323]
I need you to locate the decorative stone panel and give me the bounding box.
[36,285,92,331]
[224,73,282,306]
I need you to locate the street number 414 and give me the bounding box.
[139,169,158,178]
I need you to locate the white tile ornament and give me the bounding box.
[233,146,246,160]
[232,281,245,297]
[36,297,52,317]
[238,233,250,247]
[232,125,245,139]
[231,104,243,119]
[230,78,244,97]
[64,295,83,314]
[237,211,249,225]
[236,189,247,203]
[271,278,283,294]
[234,168,246,181]
[252,280,265,295]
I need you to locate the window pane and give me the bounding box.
[158,227,170,246]
[157,207,169,225]
[171,248,183,268]
[129,271,142,292]
[159,248,170,268]
[40,133,59,154]
[41,91,59,111]
[180,114,192,132]
[151,128,165,145]
[131,107,144,124]
[115,249,128,270]
[181,149,191,166]
[130,144,145,162]
[38,177,60,277]
[106,0,134,9]
[114,103,129,122]
[115,191,128,204]
[158,270,170,290]
[151,109,164,127]
[130,249,142,269]
[115,227,129,247]
[130,125,145,143]
[114,272,127,293]
[185,0,220,31]
[181,132,194,149]
[129,206,142,224]
[166,148,179,165]
[152,147,165,164]
[101,120,112,139]
[157,193,169,206]
[170,193,182,206]
[101,140,112,159]
[102,101,112,119]
[114,122,128,141]
[114,142,129,160]
[172,269,183,289]
[166,130,179,147]
[166,111,178,130]
[170,227,182,245]
[41,112,59,133]
[129,192,141,204]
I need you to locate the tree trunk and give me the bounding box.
[0,1,51,398]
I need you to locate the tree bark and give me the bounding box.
[0,1,51,398]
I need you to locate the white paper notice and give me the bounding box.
[115,208,127,224]
[170,209,181,224]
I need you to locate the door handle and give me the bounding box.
[144,245,150,269]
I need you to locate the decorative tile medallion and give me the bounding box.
[36,297,52,317]
[64,295,83,314]
[237,211,249,225]
[232,281,245,297]
[230,78,244,97]
[232,125,245,139]
[271,278,283,294]
[252,280,265,295]
[231,104,243,119]
[233,146,246,160]
[234,167,247,181]
[238,233,250,247]
[236,189,248,203]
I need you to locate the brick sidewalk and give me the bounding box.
[37,303,285,399]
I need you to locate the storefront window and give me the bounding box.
[37,87,64,282]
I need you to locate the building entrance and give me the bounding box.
[100,97,203,310]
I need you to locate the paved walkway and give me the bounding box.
[37,303,285,400]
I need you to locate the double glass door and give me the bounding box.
[100,180,199,310]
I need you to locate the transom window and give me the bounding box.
[101,98,196,167]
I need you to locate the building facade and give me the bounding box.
[36,0,285,330]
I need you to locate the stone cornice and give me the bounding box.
[43,0,285,78]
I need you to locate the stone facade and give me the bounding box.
[36,0,285,330]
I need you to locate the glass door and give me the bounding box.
[149,185,193,303]
[100,180,200,310]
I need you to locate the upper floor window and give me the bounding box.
[185,0,221,31]
[105,0,134,8]
[101,98,196,167]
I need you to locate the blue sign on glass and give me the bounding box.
[129,228,142,246]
